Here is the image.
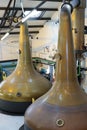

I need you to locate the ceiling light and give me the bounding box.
[0,9,42,40]
[22,9,41,23]
[24,9,41,18]
[1,32,10,41]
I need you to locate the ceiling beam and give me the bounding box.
[29,17,51,20]
[30,0,62,2]
[0,31,39,35]
[0,7,58,11]
[0,0,13,27]
[1,25,44,28]
[0,17,51,20]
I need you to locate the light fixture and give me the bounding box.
[1,32,10,41]
[22,9,41,23]
[0,8,41,40]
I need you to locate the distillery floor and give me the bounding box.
[0,111,24,130]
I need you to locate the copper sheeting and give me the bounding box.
[24,3,87,130]
[0,22,51,113]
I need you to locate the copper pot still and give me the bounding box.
[0,22,51,113]
[23,1,87,130]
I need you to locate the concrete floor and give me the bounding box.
[0,112,24,130]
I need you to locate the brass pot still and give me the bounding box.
[23,1,87,130]
[0,22,51,113]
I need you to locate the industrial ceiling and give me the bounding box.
[0,0,86,61]
[0,0,87,38]
[0,0,87,39]
[0,0,62,38]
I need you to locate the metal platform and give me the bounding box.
[19,125,24,130]
[19,124,33,130]
[0,99,31,114]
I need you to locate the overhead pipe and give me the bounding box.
[62,0,80,12]
[70,0,80,9]
[0,0,13,28]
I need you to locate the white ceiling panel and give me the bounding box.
[42,11,55,17]
[40,2,61,8]
[0,0,10,7]
[0,10,5,17]
[28,20,46,25]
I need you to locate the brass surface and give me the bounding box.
[24,3,87,130]
[0,22,51,102]
[71,0,86,50]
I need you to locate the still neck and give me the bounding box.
[56,5,78,83]
[17,22,34,69]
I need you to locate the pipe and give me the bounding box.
[70,0,80,8]
[71,0,86,51]
[61,2,72,13]
[62,0,80,13]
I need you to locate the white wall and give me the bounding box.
[0,11,59,61]
[32,20,59,60]
[0,36,19,60]
[0,5,87,61]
